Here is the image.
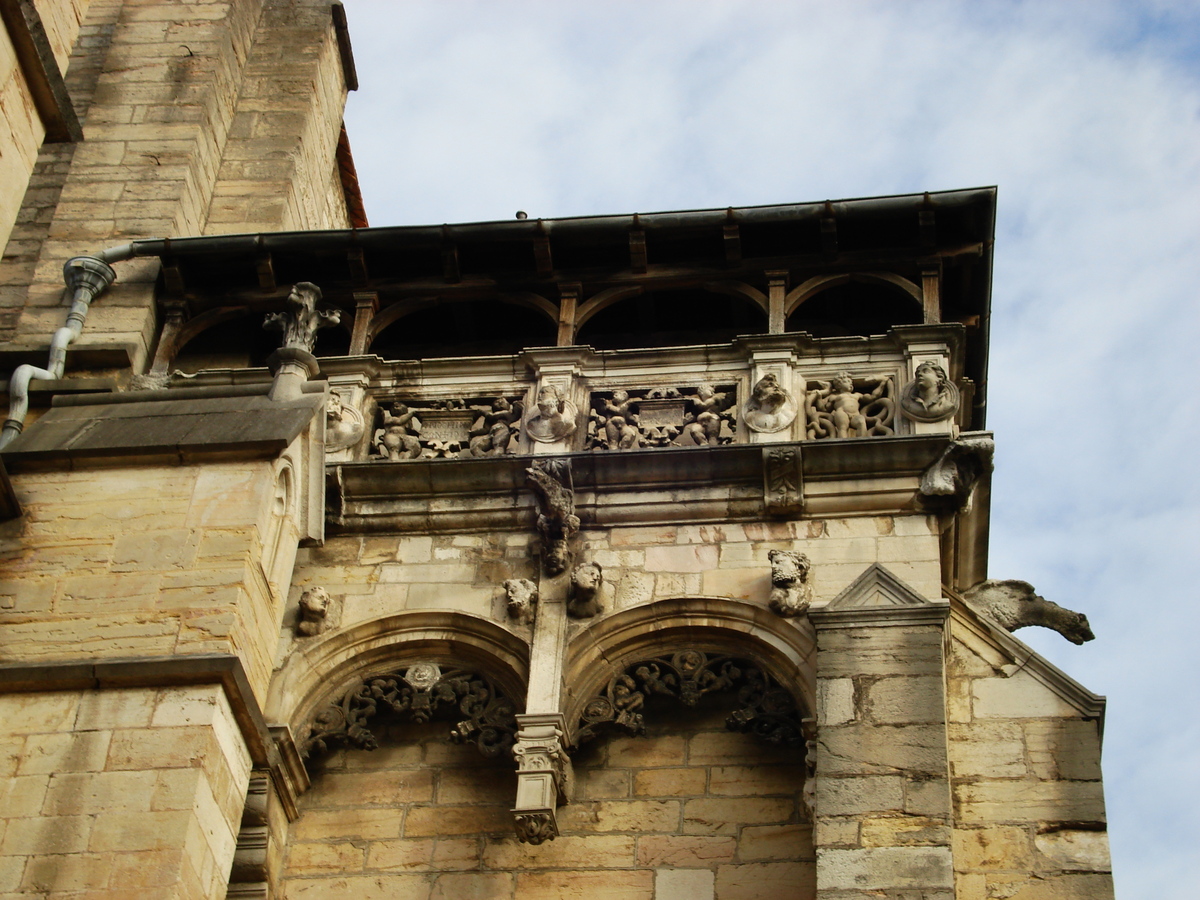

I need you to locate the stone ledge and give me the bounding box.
[2,383,324,470]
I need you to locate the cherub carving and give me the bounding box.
[504,578,539,624]
[324,390,365,452]
[767,549,812,617]
[466,397,523,457]
[596,389,641,450]
[568,562,604,618]
[525,383,577,443]
[963,579,1095,645]
[682,383,732,445]
[373,403,422,460]
[526,460,580,575]
[806,371,893,439]
[900,360,959,423]
[297,587,329,637]
[743,374,798,434]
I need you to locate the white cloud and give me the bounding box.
[342,1,1200,893]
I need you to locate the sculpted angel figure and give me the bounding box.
[808,371,892,438]
[466,397,523,457]
[682,383,730,445]
[373,402,422,460]
[596,389,641,450]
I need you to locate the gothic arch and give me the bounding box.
[562,596,815,743]
[267,609,530,743]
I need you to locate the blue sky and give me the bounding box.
[342,1,1200,893]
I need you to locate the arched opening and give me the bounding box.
[172,314,277,373]
[786,280,921,337]
[370,299,556,360]
[576,287,767,350]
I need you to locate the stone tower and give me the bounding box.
[0,3,1113,899]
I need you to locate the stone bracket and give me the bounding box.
[511,712,573,844]
[763,444,803,515]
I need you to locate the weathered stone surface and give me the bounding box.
[817,846,954,891]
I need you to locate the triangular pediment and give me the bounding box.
[825,563,934,610]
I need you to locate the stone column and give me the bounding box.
[807,564,955,900]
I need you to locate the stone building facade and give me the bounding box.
[0,3,1113,899]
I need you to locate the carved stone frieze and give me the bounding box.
[371,396,523,461]
[767,549,812,617]
[296,587,329,637]
[263,282,340,352]
[899,360,960,423]
[302,664,518,761]
[324,390,365,452]
[526,459,580,575]
[575,651,804,747]
[524,382,577,443]
[586,384,736,451]
[804,371,895,439]
[744,373,798,434]
[568,562,604,618]
[504,578,538,624]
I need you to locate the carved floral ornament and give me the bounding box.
[300,663,518,761]
[575,650,806,747]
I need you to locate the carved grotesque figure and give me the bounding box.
[373,403,422,461]
[297,586,329,637]
[504,578,539,624]
[568,561,604,618]
[525,383,578,443]
[807,371,892,439]
[263,282,340,352]
[900,360,959,423]
[526,460,580,575]
[963,579,1095,644]
[767,549,812,617]
[744,373,798,434]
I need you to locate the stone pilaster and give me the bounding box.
[808,564,955,900]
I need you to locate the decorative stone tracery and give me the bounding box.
[574,650,805,747]
[301,663,518,761]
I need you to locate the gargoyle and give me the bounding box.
[963,579,1095,645]
[526,459,580,575]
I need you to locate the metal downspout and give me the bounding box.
[0,244,140,449]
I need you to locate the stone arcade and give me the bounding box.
[0,2,1112,898]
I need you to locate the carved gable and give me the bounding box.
[825,562,935,610]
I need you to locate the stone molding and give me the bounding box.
[328,434,961,534]
[809,562,950,630]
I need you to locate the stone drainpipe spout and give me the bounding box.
[0,248,132,449]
